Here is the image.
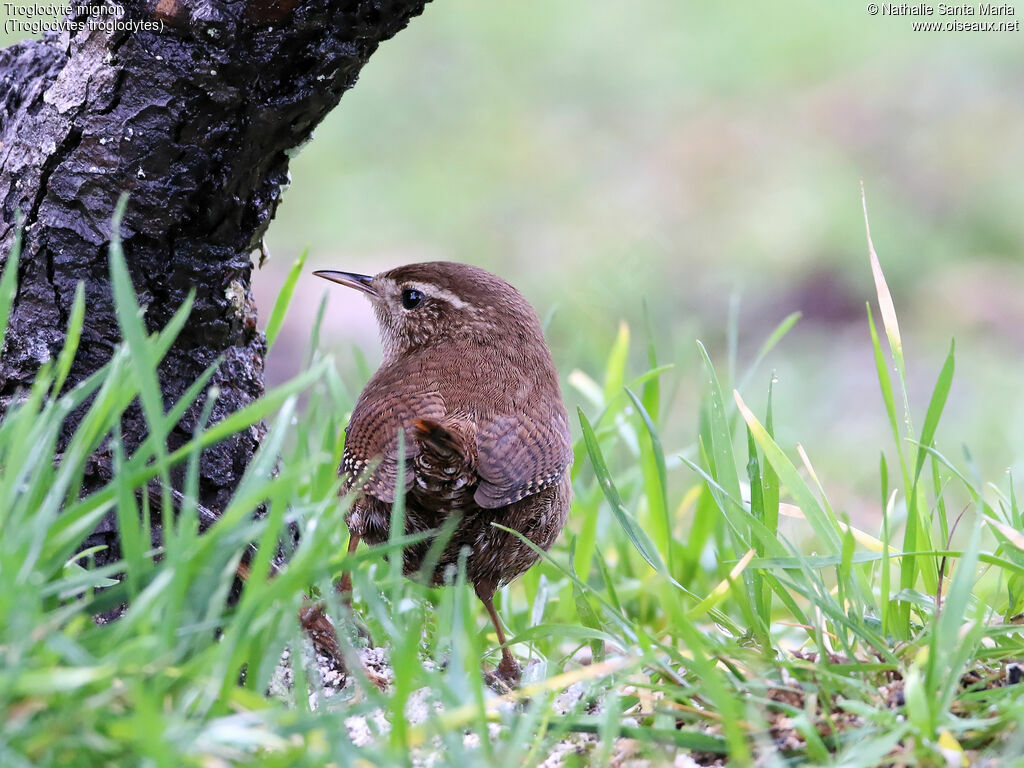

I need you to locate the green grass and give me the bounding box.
[4,210,1024,767]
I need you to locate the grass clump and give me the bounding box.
[3,203,1024,767]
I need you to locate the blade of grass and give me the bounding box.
[862,184,906,383]
[697,341,741,507]
[640,299,661,420]
[734,391,842,553]
[579,407,666,574]
[109,195,175,533]
[602,322,630,405]
[265,249,307,351]
[51,284,85,398]
[914,340,955,482]
[625,388,671,575]
[0,222,20,347]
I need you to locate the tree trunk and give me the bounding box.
[0,0,429,553]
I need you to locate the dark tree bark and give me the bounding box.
[0,0,429,546]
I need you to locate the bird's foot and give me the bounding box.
[299,602,388,691]
[363,667,390,692]
[485,655,522,693]
[298,601,348,683]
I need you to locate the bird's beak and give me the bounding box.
[313,270,377,296]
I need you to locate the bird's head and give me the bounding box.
[314,261,543,363]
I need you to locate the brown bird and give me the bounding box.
[314,261,573,683]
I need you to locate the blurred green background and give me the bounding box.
[260,0,1024,524]
[6,1,1024,522]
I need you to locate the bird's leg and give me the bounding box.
[479,588,521,685]
[297,533,362,669]
[334,533,375,646]
[336,533,361,606]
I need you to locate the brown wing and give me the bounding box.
[343,346,572,510]
[408,417,479,510]
[473,409,573,509]
[341,378,445,503]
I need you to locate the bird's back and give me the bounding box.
[343,338,570,499]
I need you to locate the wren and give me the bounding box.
[314,261,573,683]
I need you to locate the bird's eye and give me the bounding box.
[401,288,424,310]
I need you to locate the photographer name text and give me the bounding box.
[875,2,1013,14]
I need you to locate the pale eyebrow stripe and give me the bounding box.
[403,280,469,310]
